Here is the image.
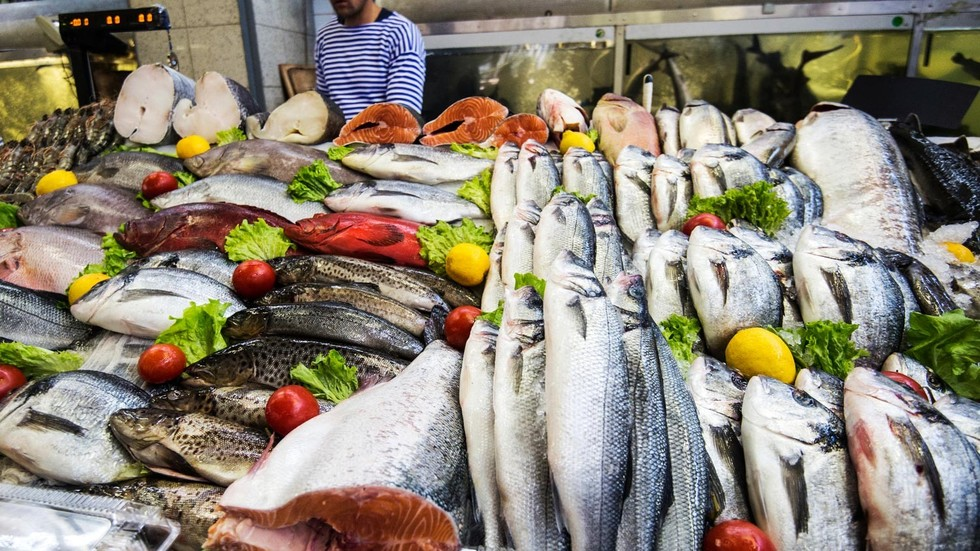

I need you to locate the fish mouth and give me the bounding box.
[109,409,176,447]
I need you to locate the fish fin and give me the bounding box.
[52,204,91,226]
[145,465,210,483]
[780,453,809,535]
[566,295,588,339]
[711,259,730,306]
[888,415,946,521]
[819,266,852,323]
[705,451,726,524]
[354,224,406,247]
[393,153,439,166]
[423,305,448,344]
[17,408,86,436]
[710,422,747,495]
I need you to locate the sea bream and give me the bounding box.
[0,280,94,350]
[650,154,693,232]
[645,230,696,324]
[183,138,365,185]
[614,145,657,244]
[740,122,796,167]
[588,198,627,285]
[0,225,104,294]
[481,224,506,311]
[881,352,952,403]
[324,180,485,225]
[732,108,777,145]
[630,227,661,282]
[678,99,732,149]
[654,105,681,156]
[150,174,326,223]
[339,143,493,185]
[689,144,771,198]
[934,394,980,455]
[794,368,844,420]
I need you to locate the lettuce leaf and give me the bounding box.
[477,300,504,327]
[215,127,247,146]
[514,272,546,297]
[457,168,492,216]
[154,299,230,364]
[687,181,790,236]
[905,310,980,400]
[769,321,868,379]
[327,145,354,161]
[586,128,599,144]
[224,218,295,262]
[416,219,495,277]
[0,202,19,229]
[450,143,498,160]
[290,349,359,404]
[659,314,702,376]
[551,185,594,203]
[0,342,83,379]
[74,227,138,284]
[287,160,342,203]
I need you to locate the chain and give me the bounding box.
[165,28,179,71]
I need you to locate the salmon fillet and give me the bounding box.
[420,97,508,146]
[490,113,549,148]
[334,103,422,146]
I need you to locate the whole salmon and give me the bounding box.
[284,212,425,268]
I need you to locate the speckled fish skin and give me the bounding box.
[0,225,104,294]
[645,230,695,324]
[323,180,485,225]
[614,145,657,244]
[589,197,626,285]
[732,108,777,145]
[743,376,864,550]
[881,352,952,403]
[690,144,771,198]
[651,154,693,232]
[741,122,797,167]
[73,151,185,191]
[340,142,493,185]
[678,99,732,150]
[655,105,681,156]
[630,227,661,283]
[544,251,630,551]
[501,201,540,290]
[533,192,596,283]
[490,142,521,229]
[844,367,980,550]
[385,264,479,309]
[793,368,844,420]
[481,224,506,312]
[563,146,614,208]
[17,183,149,234]
[151,174,326,223]
[150,384,332,431]
[0,280,94,350]
[515,139,561,209]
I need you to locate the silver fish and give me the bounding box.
[630,227,661,283]
[690,144,771,198]
[151,174,326,223]
[324,180,485,225]
[126,249,237,289]
[881,352,952,403]
[515,139,561,209]
[17,183,149,234]
[183,138,364,185]
[73,151,185,191]
[783,167,824,225]
[794,368,844,420]
[728,220,801,327]
[589,198,626,285]
[490,142,520,229]
[934,394,980,454]
[741,122,796,167]
[645,230,696,324]
[679,99,732,150]
[655,105,681,156]
[563,146,614,208]
[773,178,805,240]
[501,200,540,290]
[0,225,103,294]
[481,224,507,312]
[614,145,657,244]
[651,154,693,232]
[537,88,590,143]
[0,280,93,350]
[340,143,493,185]
[533,192,596,283]
[77,330,155,389]
[732,108,777,145]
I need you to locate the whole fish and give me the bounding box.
[182,138,366,185]
[687,356,751,523]
[537,88,590,143]
[0,371,149,484]
[386,264,479,309]
[0,225,103,294]
[791,102,922,254]
[500,201,540,290]
[533,192,596,283]
[481,223,506,312]
[283,212,425,268]
[151,384,333,430]
[690,144,770,198]
[630,226,661,282]
[793,225,905,367]
[934,394,980,454]
[687,227,782,356]
[324,180,485,225]
[742,376,864,549]
[881,352,952,403]
[563,146,614,207]
[783,167,824,224]
[732,108,776,145]
[222,302,423,360]
[126,248,237,288]
[793,368,844,420]
[655,105,681,156]
[151,174,326,223]
[679,99,732,150]
[645,230,696,324]
[114,202,296,257]
[614,145,657,244]
[544,251,630,551]
[741,122,796,167]
[17,183,149,234]
[73,151,185,191]
[208,341,469,550]
[110,408,267,486]
[650,154,693,232]
[77,330,155,388]
[844,367,980,549]
[70,267,245,339]
[772,178,805,239]
[490,142,520,229]
[592,93,660,166]
[182,336,404,389]
[589,197,626,284]
[728,220,801,326]
[0,280,94,350]
[515,140,561,209]
[340,143,493,185]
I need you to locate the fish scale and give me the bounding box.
[151,174,326,223]
[515,140,561,209]
[650,154,692,233]
[533,193,596,283]
[0,280,94,350]
[613,146,657,244]
[490,142,520,229]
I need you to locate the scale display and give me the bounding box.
[58,7,171,34]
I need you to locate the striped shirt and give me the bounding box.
[314,9,426,121]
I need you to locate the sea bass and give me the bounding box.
[283,212,425,268]
[0,280,94,350]
[324,180,485,225]
[533,192,596,283]
[150,174,326,223]
[794,368,844,419]
[563,146,614,208]
[490,142,520,229]
[630,227,661,282]
[182,138,365,185]
[340,143,492,185]
[481,224,506,312]
[500,201,540,290]
[126,248,238,289]
[589,197,627,284]
[614,145,657,244]
[515,139,561,209]
[592,93,660,166]
[0,225,103,294]
[17,183,149,234]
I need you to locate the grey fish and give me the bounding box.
[741,122,797,167]
[844,367,980,549]
[0,280,93,350]
[773,178,805,239]
[645,230,696,324]
[687,227,783,356]
[690,144,771,198]
[589,198,626,285]
[793,225,905,367]
[630,227,661,283]
[222,302,423,360]
[651,154,693,232]
[127,248,237,289]
[150,384,328,431]
[679,99,732,150]
[563,146,614,208]
[515,140,561,209]
[481,224,506,312]
[544,251,630,551]
[17,183,149,234]
[743,376,864,550]
[783,167,824,225]
[876,248,957,317]
[324,180,485,225]
[934,394,980,454]
[655,105,681,156]
[732,108,777,145]
[73,151,185,191]
[881,352,952,403]
[500,201,540,290]
[76,330,155,389]
[385,264,479,309]
[614,145,657,244]
[0,371,149,484]
[490,142,520,229]
[728,219,801,327]
[69,267,245,339]
[183,138,366,185]
[0,225,104,295]
[340,143,493,185]
[794,368,844,420]
[151,174,326,223]
[533,192,596,283]
[109,408,267,486]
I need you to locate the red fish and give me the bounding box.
[285,212,426,268]
[490,113,549,148]
[421,96,508,147]
[334,103,422,146]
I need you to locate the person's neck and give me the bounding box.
[343,2,382,26]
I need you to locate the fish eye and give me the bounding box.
[792,389,815,407]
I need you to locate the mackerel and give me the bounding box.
[655,105,681,156]
[563,146,613,208]
[690,144,770,198]
[532,192,596,283]
[339,143,493,185]
[650,154,692,232]
[613,145,657,244]
[645,230,696,324]
[501,201,540,290]
[323,180,484,225]
[490,142,520,229]
[151,174,326,222]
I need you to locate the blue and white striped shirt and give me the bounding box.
[314,9,426,121]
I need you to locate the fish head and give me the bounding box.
[549,250,605,298]
[501,286,544,344]
[109,408,180,449]
[606,271,646,317]
[514,200,541,225]
[688,356,748,412]
[743,375,844,449]
[844,367,943,419]
[794,368,843,398]
[149,388,208,413]
[183,352,253,388]
[881,353,950,402]
[221,307,271,341]
[339,144,392,173]
[536,88,589,138]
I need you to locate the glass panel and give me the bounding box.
[917,30,980,135]
[0,55,77,143]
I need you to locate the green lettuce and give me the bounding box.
[586,128,599,144]
[477,300,504,327]
[416,219,495,277]
[224,218,295,262]
[287,160,342,203]
[327,145,354,161]
[769,321,869,379]
[215,127,247,146]
[73,227,138,286]
[687,181,790,236]
[0,342,83,379]
[457,168,492,216]
[450,143,498,160]
[905,310,980,400]
[155,299,230,364]
[0,202,19,228]
[514,272,546,297]
[659,314,702,375]
[551,185,594,203]
[290,350,359,404]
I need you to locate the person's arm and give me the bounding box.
[384,23,426,113]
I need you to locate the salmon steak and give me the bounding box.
[334,103,422,146]
[421,96,508,147]
[490,113,549,148]
[284,212,426,268]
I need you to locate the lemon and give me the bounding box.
[445,243,490,287]
[35,169,78,195]
[559,130,596,154]
[943,242,976,263]
[68,272,110,304]
[725,327,796,384]
[176,135,211,159]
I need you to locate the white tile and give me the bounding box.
[184,0,240,28]
[254,25,308,87]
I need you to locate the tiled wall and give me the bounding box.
[252,0,309,109]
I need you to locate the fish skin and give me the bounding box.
[17,183,149,234]
[934,394,980,454]
[650,154,693,232]
[690,144,771,198]
[490,142,520,229]
[150,384,333,431]
[70,267,245,339]
[772,177,806,240]
[592,93,661,166]
[533,192,596,283]
[283,212,425,268]
[732,108,776,145]
[589,197,626,285]
[421,96,508,147]
[340,143,493,185]
[0,371,150,484]
[481,223,506,312]
[500,200,540,291]
[563,146,614,208]
[679,99,732,150]
[515,139,561,209]
[0,225,104,294]
[630,227,661,282]
[385,264,479,309]
[74,330,155,389]
[783,167,824,225]
[794,368,844,420]
[743,376,864,550]
[655,105,681,156]
[151,174,326,223]
[844,367,980,550]
[791,102,922,254]
[614,145,657,244]
[324,180,485,225]
[645,230,696,324]
[334,102,422,146]
[182,138,365,185]
[536,88,590,143]
[881,352,952,404]
[73,151,185,191]
[728,220,801,327]
[741,122,797,167]
[544,251,630,551]
[126,248,237,289]
[0,280,94,350]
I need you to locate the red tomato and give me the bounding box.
[882,371,929,401]
[137,343,187,384]
[233,260,276,299]
[683,213,727,235]
[704,519,776,551]
[444,305,482,351]
[141,171,179,200]
[266,385,320,435]
[0,364,27,400]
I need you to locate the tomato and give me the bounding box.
[137,343,187,384]
[882,371,929,401]
[704,519,776,551]
[141,171,179,200]
[266,385,320,435]
[683,213,727,235]
[0,364,27,400]
[233,260,277,299]
[444,305,482,351]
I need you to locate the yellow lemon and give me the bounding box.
[943,242,976,263]
[445,243,490,287]
[725,327,796,384]
[176,135,211,159]
[35,169,78,195]
[68,272,110,304]
[559,130,596,154]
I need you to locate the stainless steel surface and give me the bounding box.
[907,13,927,76]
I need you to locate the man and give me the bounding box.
[314,0,426,120]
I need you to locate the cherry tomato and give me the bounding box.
[266,385,320,435]
[137,343,187,384]
[444,305,482,351]
[704,519,776,551]
[882,371,929,401]
[141,171,179,200]
[233,260,276,299]
[0,364,27,400]
[683,213,727,235]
